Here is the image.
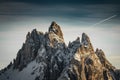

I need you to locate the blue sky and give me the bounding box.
[0,0,120,69]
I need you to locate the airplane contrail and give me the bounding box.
[90,15,117,27]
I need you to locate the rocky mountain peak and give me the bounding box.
[0,21,120,80]
[81,33,90,45]
[81,32,94,52]
[49,21,64,40]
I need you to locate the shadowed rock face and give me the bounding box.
[0,21,120,80]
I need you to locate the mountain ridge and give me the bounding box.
[0,21,120,80]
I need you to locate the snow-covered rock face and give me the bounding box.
[0,21,120,80]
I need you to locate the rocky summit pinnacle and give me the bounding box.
[0,21,120,80]
[49,21,64,39]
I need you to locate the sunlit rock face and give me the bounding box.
[0,21,119,80]
[49,21,64,40]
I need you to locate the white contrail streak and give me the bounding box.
[90,15,117,27]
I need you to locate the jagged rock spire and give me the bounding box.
[49,21,64,39]
[81,32,94,52]
[81,33,90,46]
